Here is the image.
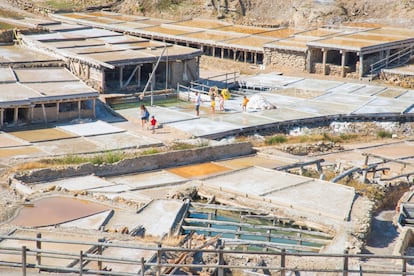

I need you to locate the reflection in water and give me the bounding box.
[10,196,108,227]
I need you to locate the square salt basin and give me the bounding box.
[7,128,76,143]
[202,166,311,196]
[0,146,43,159]
[33,175,115,192]
[58,120,125,136]
[266,180,355,221]
[215,156,290,170]
[286,78,343,92]
[0,132,31,148]
[85,132,162,150]
[35,137,100,155]
[108,170,187,189]
[168,162,232,179]
[166,117,239,137]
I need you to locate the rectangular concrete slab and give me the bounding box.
[0,146,42,159]
[25,81,97,97]
[314,92,372,106]
[35,137,100,155]
[108,170,187,189]
[239,73,303,89]
[327,83,366,94]
[395,90,414,101]
[0,45,58,63]
[353,97,410,114]
[258,107,318,121]
[59,210,113,230]
[286,78,343,92]
[146,106,197,124]
[350,85,386,96]
[211,112,275,128]
[166,117,240,137]
[34,175,116,192]
[0,83,40,105]
[0,132,31,148]
[295,100,358,115]
[203,166,311,196]
[84,132,162,150]
[8,127,76,142]
[0,67,16,83]
[134,199,185,237]
[58,120,125,136]
[266,179,355,220]
[215,156,290,170]
[14,68,79,83]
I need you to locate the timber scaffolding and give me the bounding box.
[51,11,414,79]
[179,202,333,253]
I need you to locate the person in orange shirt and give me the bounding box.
[242,95,249,112]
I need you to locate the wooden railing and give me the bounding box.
[1,234,414,275]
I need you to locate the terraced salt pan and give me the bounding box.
[58,120,125,136]
[0,132,31,148]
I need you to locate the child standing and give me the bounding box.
[150,115,157,134]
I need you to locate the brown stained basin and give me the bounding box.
[8,128,76,142]
[167,162,231,178]
[10,196,109,227]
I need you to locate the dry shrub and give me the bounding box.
[14,162,48,171]
[162,234,185,246]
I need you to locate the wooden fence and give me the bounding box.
[1,234,414,275]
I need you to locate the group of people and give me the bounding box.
[140,104,157,133]
[194,87,249,116]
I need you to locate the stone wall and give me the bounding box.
[264,48,306,71]
[0,30,13,43]
[380,71,414,88]
[14,142,254,183]
[314,63,352,77]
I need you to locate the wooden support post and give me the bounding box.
[78,100,81,119]
[97,238,104,271]
[156,244,162,276]
[79,250,83,276]
[212,46,216,57]
[22,246,27,276]
[266,229,271,242]
[13,107,18,124]
[92,99,96,118]
[244,51,247,63]
[221,48,224,59]
[0,108,3,128]
[30,105,34,123]
[341,50,347,77]
[233,50,236,61]
[101,69,106,92]
[280,248,286,276]
[119,66,124,88]
[124,65,140,87]
[41,104,47,124]
[403,254,407,276]
[322,49,327,75]
[36,233,42,266]
[141,257,145,276]
[297,232,302,245]
[359,54,364,79]
[364,155,369,166]
[56,102,59,121]
[342,249,348,276]
[218,246,224,276]
[254,52,257,64]
[306,49,312,73]
[137,66,141,87]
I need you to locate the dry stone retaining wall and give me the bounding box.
[14,142,253,183]
[264,48,306,71]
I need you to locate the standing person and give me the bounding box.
[219,93,225,112]
[150,115,157,134]
[140,104,149,129]
[209,87,217,113]
[195,91,202,116]
[242,95,249,112]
